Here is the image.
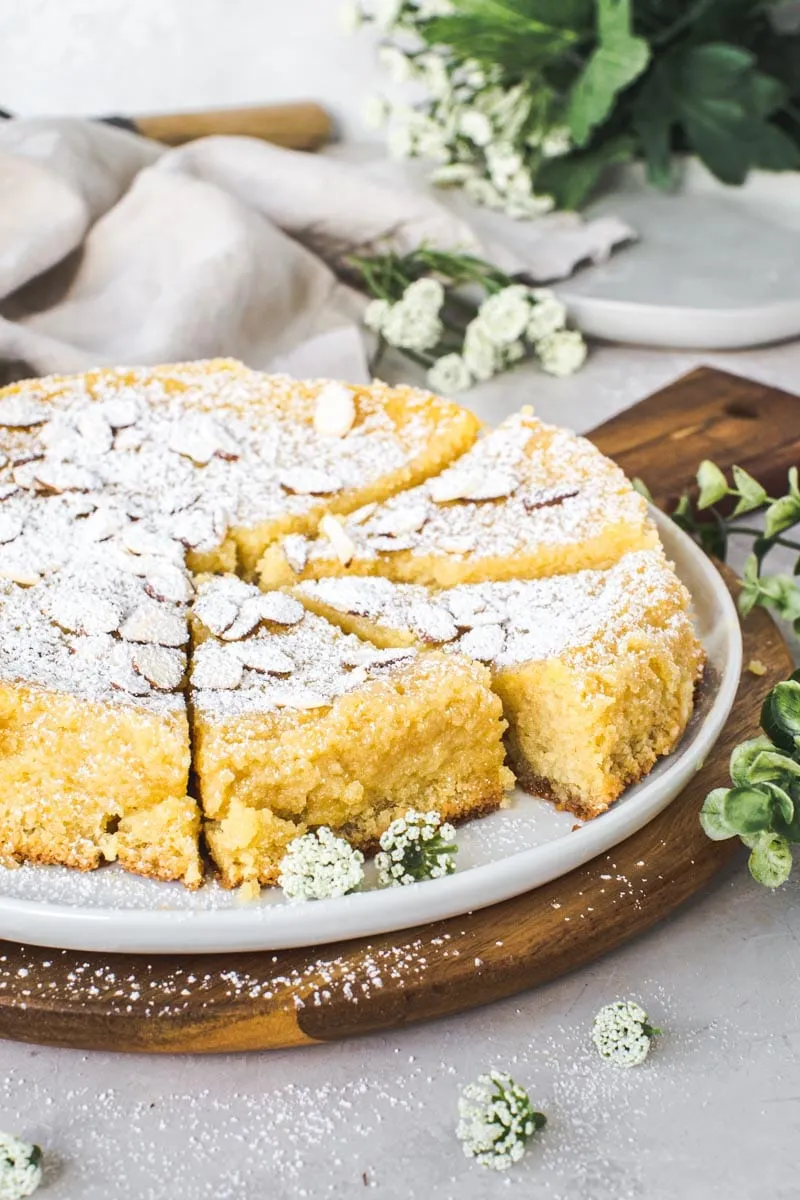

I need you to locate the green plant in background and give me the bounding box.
[349,0,800,212]
[701,674,800,888]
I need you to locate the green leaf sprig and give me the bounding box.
[639,461,800,632]
[636,459,800,887]
[701,673,800,888]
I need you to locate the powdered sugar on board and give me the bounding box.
[0,959,773,1200]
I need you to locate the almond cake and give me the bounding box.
[0,361,480,886]
[190,577,511,887]
[0,359,704,889]
[258,409,658,589]
[295,550,705,817]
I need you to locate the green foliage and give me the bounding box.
[748,832,792,889]
[536,134,635,209]
[424,0,588,76]
[648,458,800,888]
[700,672,800,887]
[761,678,800,753]
[633,43,799,186]
[416,0,800,205]
[696,460,728,509]
[730,466,768,516]
[764,493,800,539]
[666,461,800,634]
[567,0,650,146]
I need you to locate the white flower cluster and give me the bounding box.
[592,1000,660,1068]
[426,284,585,394]
[350,2,572,218]
[375,808,457,886]
[278,827,365,901]
[364,277,444,354]
[456,1070,545,1171]
[0,1132,42,1200]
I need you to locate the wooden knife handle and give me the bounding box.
[133,101,333,150]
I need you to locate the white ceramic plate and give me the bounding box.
[0,509,741,954]
[558,160,800,349]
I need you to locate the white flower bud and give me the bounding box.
[0,1131,42,1199]
[525,292,567,342]
[378,44,413,83]
[403,277,445,315]
[592,1000,660,1067]
[536,329,587,377]
[477,286,531,345]
[463,319,499,382]
[279,827,364,901]
[464,176,505,210]
[458,108,493,147]
[382,301,442,352]
[427,353,473,395]
[363,94,389,129]
[363,298,391,334]
[339,0,363,32]
[541,126,572,158]
[431,162,478,186]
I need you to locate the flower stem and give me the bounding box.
[727,527,800,551]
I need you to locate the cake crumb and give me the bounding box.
[236,880,261,904]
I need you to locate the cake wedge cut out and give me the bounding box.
[189,576,513,887]
[259,409,657,589]
[295,549,705,818]
[0,528,200,887]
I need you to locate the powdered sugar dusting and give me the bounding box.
[299,411,651,569]
[191,577,423,719]
[0,361,465,711]
[297,549,696,672]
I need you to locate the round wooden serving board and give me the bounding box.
[0,367,796,1054]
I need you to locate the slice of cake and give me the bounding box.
[0,531,200,886]
[295,549,705,818]
[259,409,657,589]
[189,577,512,887]
[0,360,481,576]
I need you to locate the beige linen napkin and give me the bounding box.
[0,117,633,386]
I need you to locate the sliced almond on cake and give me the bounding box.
[191,641,244,690]
[313,383,356,438]
[131,645,187,691]
[120,604,188,647]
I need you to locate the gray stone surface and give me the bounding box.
[2,342,800,1199]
